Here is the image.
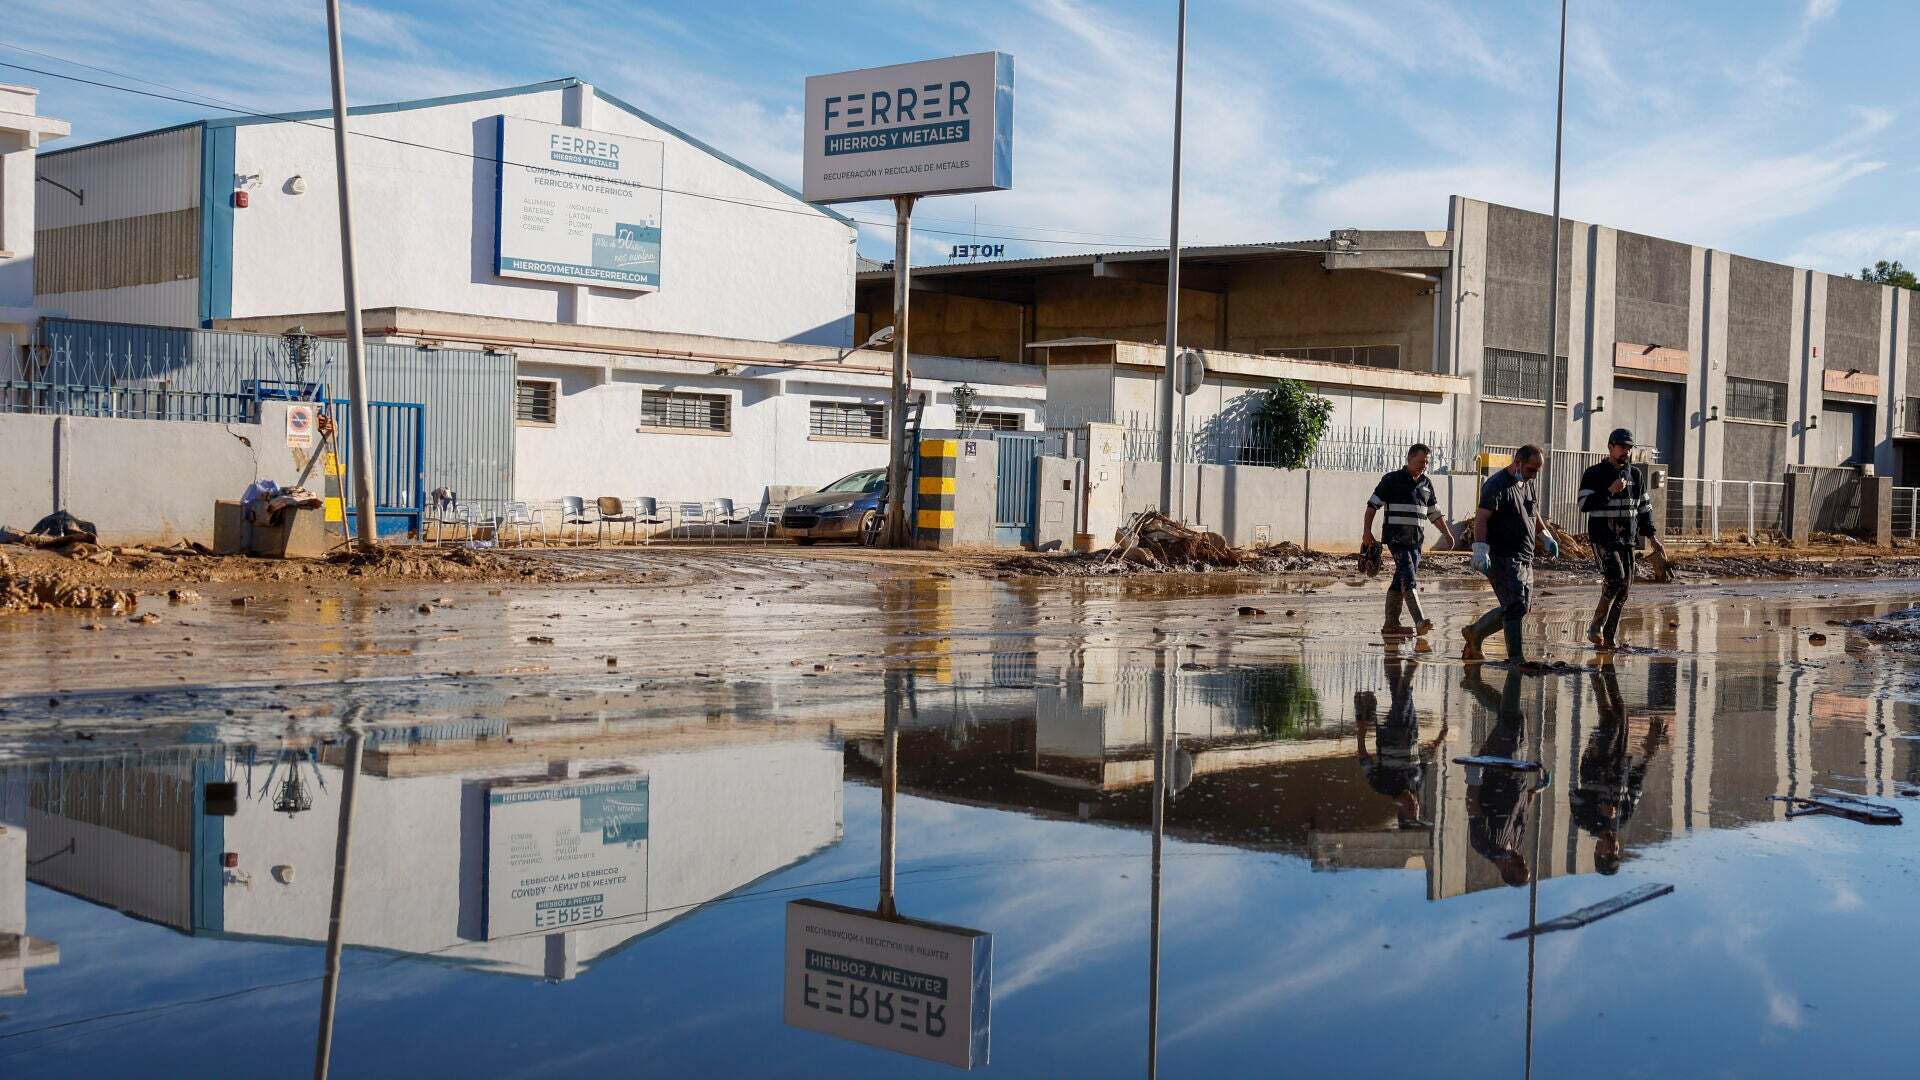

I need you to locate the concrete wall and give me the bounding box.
[1122,460,1479,550]
[512,354,1044,508]
[0,401,305,545]
[952,436,998,548]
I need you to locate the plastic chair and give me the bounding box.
[756,501,785,543]
[631,497,669,543]
[676,501,707,539]
[432,503,471,546]
[560,496,596,547]
[500,502,545,547]
[596,497,637,546]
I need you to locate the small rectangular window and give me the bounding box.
[514,378,557,424]
[1727,377,1788,423]
[1483,349,1567,404]
[1904,396,1920,435]
[958,408,1024,431]
[809,400,886,439]
[641,389,730,432]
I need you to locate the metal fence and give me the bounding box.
[8,318,516,508]
[1102,411,1480,475]
[1662,478,1787,540]
[1894,486,1919,540]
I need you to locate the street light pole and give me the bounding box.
[1157,0,1188,516]
[885,195,917,547]
[324,0,378,550]
[1539,0,1568,516]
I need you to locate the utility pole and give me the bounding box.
[1157,0,1188,516]
[1539,0,1568,516]
[884,195,917,547]
[324,0,379,550]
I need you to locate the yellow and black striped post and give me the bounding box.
[916,439,957,549]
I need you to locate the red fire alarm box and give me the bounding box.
[233,191,249,209]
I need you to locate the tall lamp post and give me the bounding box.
[1539,0,1569,514]
[323,0,378,550]
[1157,0,1188,516]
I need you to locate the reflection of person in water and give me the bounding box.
[1355,656,1447,828]
[1461,667,1546,887]
[1571,669,1668,875]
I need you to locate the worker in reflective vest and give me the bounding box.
[1577,427,1665,649]
[1363,443,1459,635]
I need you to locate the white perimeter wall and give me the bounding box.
[1121,459,1480,550]
[514,356,1044,507]
[230,85,856,345]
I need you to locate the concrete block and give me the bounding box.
[1860,475,1893,547]
[1034,456,1079,552]
[248,506,329,559]
[213,500,247,555]
[1783,471,1814,547]
[954,437,998,548]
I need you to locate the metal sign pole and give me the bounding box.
[1158,0,1187,517]
[324,0,379,551]
[886,195,917,547]
[1539,0,1568,513]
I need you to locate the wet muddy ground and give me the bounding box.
[2,549,1917,1076]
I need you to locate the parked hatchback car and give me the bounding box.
[780,468,887,544]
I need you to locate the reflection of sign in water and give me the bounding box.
[783,899,991,1069]
[485,776,649,939]
[495,116,665,292]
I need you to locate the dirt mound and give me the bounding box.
[0,539,572,588]
[0,550,137,615]
[325,544,537,579]
[1000,512,1352,577]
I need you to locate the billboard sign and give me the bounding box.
[485,775,649,939]
[783,898,992,1069]
[802,52,1013,205]
[495,117,664,291]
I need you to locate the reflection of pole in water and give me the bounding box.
[1522,678,1546,1080]
[879,668,902,920]
[1148,651,1167,1079]
[313,714,365,1080]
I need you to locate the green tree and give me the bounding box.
[1248,378,1335,469]
[1859,259,1918,290]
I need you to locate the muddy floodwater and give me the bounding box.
[2,563,1918,1076]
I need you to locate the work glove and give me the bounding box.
[1470,542,1491,574]
[1540,533,1560,560]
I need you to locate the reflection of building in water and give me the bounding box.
[844,606,1919,901]
[1,823,59,996]
[0,720,842,980]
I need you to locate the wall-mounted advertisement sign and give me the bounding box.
[783,898,992,1069]
[485,775,649,939]
[495,117,664,291]
[802,52,1013,204]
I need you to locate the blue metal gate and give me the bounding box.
[329,399,426,537]
[994,431,1066,548]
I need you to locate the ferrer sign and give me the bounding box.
[803,52,1013,204]
[495,117,664,291]
[485,775,650,939]
[783,898,992,1069]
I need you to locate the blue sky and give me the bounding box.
[7,0,1916,273]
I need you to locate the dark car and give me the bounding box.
[780,468,887,545]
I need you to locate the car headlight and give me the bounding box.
[816,500,858,514]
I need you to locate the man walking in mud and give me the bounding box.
[1578,428,1665,650]
[1571,667,1668,875]
[1460,666,1547,887]
[1463,445,1558,663]
[1354,650,1448,829]
[1363,443,1458,635]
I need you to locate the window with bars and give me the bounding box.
[1727,377,1788,423]
[958,408,1024,431]
[640,389,730,432]
[809,400,886,439]
[1264,344,1402,369]
[1483,349,1568,404]
[1905,396,1920,436]
[514,379,557,424]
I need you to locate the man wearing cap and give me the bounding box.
[1363,443,1458,635]
[1577,428,1665,650]
[1464,445,1558,663]
[1354,651,1449,829]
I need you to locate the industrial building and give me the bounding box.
[857,197,1920,485]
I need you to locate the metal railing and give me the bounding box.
[1661,478,1786,541]
[1894,486,1919,540]
[1099,411,1479,474]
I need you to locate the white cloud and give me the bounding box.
[1785,226,1920,274]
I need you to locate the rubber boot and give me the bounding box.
[1587,596,1612,648]
[1602,589,1628,648]
[1404,588,1432,633]
[1382,590,1407,635]
[1463,608,1504,661]
[1502,617,1526,664]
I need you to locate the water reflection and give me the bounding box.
[2,605,1919,1075]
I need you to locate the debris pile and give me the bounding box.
[0,551,137,616]
[325,543,533,580]
[1833,607,1920,649]
[999,512,1351,576]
